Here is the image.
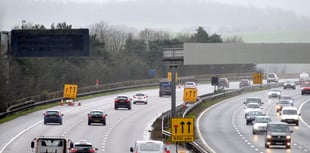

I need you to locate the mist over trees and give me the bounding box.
[0,22,255,112]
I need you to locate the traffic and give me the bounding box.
[198,77,310,153]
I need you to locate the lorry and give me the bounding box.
[31,136,74,153]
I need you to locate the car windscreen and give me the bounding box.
[135,93,145,96]
[268,74,275,78]
[139,143,162,151]
[160,82,171,88]
[46,111,59,115]
[256,117,271,123]
[282,110,297,115]
[90,111,103,115]
[268,124,289,132]
[246,98,261,104]
[248,111,263,116]
[303,83,310,87]
[75,144,92,150]
[279,100,290,104]
[247,104,260,108]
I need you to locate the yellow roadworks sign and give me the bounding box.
[253,73,263,84]
[171,118,194,142]
[183,88,197,103]
[63,84,78,99]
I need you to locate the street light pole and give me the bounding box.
[170,64,177,118]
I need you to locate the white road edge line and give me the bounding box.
[299,99,310,128]
[0,120,42,153]
[196,101,225,153]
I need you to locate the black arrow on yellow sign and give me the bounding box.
[180,121,185,133]
[187,121,191,133]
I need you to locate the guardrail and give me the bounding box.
[0,73,254,119]
[161,82,283,153]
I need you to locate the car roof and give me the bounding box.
[90,110,104,112]
[46,110,60,112]
[135,140,164,144]
[247,97,261,99]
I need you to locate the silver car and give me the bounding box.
[252,116,272,134]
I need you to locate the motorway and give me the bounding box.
[198,84,310,153]
[0,83,226,153]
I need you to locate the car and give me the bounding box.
[243,97,263,106]
[299,72,310,83]
[70,140,98,153]
[114,95,132,110]
[276,100,293,113]
[43,110,63,125]
[88,110,107,125]
[252,116,272,134]
[244,103,262,116]
[184,81,197,88]
[264,122,293,149]
[266,73,279,83]
[283,80,296,90]
[245,110,264,125]
[218,78,229,89]
[301,82,310,95]
[267,89,281,99]
[280,107,300,126]
[280,96,294,106]
[130,140,167,153]
[159,81,172,97]
[132,93,148,104]
[239,79,251,88]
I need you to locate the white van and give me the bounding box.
[266,73,279,83]
[299,72,310,83]
[280,107,300,126]
[130,140,167,153]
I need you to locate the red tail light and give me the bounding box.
[102,115,106,119]
[89,149,96,152]
[133,96,136,98]
[115,99,119,103]
[88,114,92,118]
[125,100,130,103]
[70,148,78,152]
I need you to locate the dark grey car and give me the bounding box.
[265,122,293,149]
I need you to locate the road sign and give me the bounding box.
[11,29,89,57]
[171,118,194,142]
[183,88,197,103]
[167,72,178,81]
[253,73,263,84]
[63,84,78,99]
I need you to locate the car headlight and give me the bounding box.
[284,83,287,86]
[267,135,272,139]
[277,105,280,109]
[286,135,291,139]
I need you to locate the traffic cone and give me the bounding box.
[165,142,170,153]
[60,99,64,106]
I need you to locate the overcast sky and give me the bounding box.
[1,0,310,33]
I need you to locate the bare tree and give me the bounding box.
[224,35,244,43]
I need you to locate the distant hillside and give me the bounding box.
[223,31,310,43]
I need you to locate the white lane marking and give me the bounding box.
[299,99,310,128]
[0,120,42,153]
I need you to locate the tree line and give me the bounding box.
[0,21,255,112]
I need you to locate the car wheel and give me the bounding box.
[60,121,62,125]
[296,121,299,126]
[265,143,269,148]
[114,106,118,110]
[103,122,106,126]
[88,121,91,125]
[252,130,256,135]
[128,107,131,110]
[286,145,291,149]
